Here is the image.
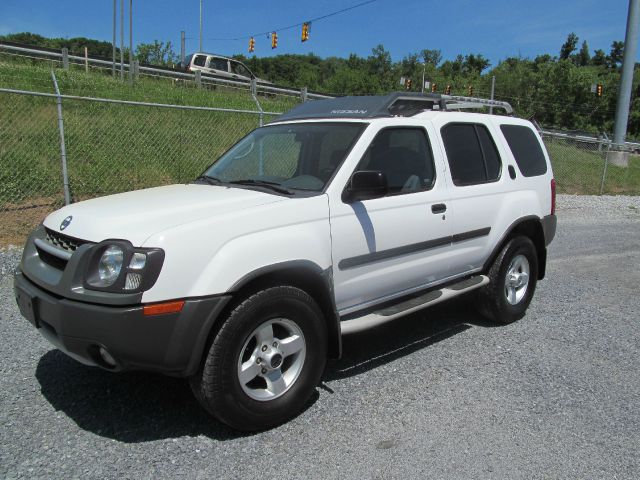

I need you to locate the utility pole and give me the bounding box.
[112,0,116,77]
[613,0,640,146]
[181,31,186,68]
[199,0,203,51]
[421,62,426,93]
[129,0,133,84]
[120,0,124,80]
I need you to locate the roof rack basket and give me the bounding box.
[274,92,513,123]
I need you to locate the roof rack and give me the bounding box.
[440,95,513,114]
[273,92,513,123]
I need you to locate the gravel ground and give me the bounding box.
[1,194,639,479]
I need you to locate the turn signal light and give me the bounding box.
[143,300,185,316]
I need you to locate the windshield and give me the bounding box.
[201,122,366,192]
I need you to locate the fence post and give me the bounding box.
[301,86,308,102]
[62,48,69,70]
[133,60,139,82]
[195,70,202,89]
[51,71,72,206]
[600,141,610,195]
[250,78,264,127]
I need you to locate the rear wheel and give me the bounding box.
[477,236,538,324]
[189,286,327,431]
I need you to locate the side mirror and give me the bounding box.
[343,170,388,203]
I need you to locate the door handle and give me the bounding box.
[431,203,447,214]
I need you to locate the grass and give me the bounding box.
[0,54,639,245]
[546,141,640,195]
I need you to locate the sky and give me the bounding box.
[0,0,637,65]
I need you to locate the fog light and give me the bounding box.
[98,346,117,368]
[124,273,142,290]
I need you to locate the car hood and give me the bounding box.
[43,184,287,246]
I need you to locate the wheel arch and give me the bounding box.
[483,216,547,280]
[228,261,341,359]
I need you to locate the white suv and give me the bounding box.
[14,93,556,431]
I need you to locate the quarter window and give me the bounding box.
[441,123,502,186]
[356,128,436,195]
[500,125,548,177]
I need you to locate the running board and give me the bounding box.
[340,275,489,335]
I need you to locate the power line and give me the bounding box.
[205,0,379,41]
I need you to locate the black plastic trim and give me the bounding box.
[338,227,491,271]
[230,260,342,359]
[14,270,231,376]
[541,214,557,246]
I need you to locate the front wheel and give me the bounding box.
[189,286,327,431]
[477,236,538,324]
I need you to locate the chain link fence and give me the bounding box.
[540,131,640,196]
[0,78,286,244]
[1,66,639,245]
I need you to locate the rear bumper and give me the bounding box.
[14,271,231,376]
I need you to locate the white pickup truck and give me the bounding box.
[15,93,556,431]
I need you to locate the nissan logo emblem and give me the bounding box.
[60,215,73,231]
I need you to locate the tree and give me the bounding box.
[577,41,590,66]
[609,40,624,68]
[420,49,442,67]
[591,49,608,67]
[135,40,177,66]
[463,54,490,74]
[560,33,579,60]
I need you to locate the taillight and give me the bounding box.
[550,178,556,215]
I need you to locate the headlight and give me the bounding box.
[84,241,164,293]
[96,245,124,286]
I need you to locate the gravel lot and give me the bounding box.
[1,194,639,479]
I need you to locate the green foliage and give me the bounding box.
[0,32,117,58]
[135,40,178,66]
[2,31,638,139]
[560,33,579,59]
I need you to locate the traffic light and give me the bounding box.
[405,78,412,90]
[301,22,310,42]
[431,83,437,93]
[271,32,278,49]
[445,84,451,95]
[248,37,255,53]
[468,85,474,96]
[596,84,603,97]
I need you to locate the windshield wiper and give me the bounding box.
[194,174,223,185]
[228,179,293,195]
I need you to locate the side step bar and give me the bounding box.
[340,275,489,335]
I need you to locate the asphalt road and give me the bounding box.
[1,196,639,479]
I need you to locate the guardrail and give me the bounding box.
[0,41,333,100]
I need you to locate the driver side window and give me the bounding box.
[356,127,436,195]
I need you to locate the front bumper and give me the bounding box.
[14,271,231,376]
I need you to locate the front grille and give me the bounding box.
[44,228,86,252]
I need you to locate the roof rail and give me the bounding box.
[441,95,513,114]
[272,92,513,123]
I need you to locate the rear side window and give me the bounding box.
[441,123,502,186]
[500,125,548,177]
[208,57,228,71]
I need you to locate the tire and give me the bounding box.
[189,286,327,431]
[477,236,538,324]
